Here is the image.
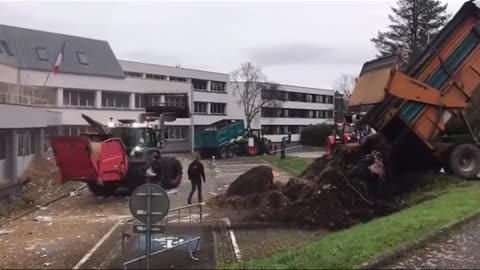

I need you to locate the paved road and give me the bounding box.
[387,218,480,269]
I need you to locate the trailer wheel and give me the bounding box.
[449,144,480,180]
[219,147,227,159]
[87,182,119,196]
[226,147,234,158]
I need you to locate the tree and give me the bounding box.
[231,62,282,129]
[333,74,357,121]
[371,0,449,67]
[333,74,356,99]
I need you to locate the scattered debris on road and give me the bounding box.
[0,153,83,219]
[0,229,14,235]
[34,216,53,223]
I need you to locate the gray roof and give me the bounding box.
[0,25,125,78]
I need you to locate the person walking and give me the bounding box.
[187,155,206,204]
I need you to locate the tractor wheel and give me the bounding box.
[219,147,227,159]
[449,144,480,180]
[87,182,119,196]
[161,157,183,189]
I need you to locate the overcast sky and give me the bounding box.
[0,0,464,89]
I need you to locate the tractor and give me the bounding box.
[50,93,188,196]
[325,114,364,155]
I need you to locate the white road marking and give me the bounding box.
[222,218,242,263]
[72,222,120,269]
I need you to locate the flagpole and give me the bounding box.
[43,41,65,87]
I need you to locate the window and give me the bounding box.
[77,52,88,65]
[135,93,144,108]
[36,47,49,61]
[125,71,143,78]
[1,40,13,56]
[165,95,186,107]
[326,96,334,104]
[170,76,187,82]
[192,79,207,91]
[146,73,166,80]
[102,92,130,108]
[210,103,226,114]
[211,81,226,92]
[163,127,186,141]
[316,110,324,119]
[64,126,88,136]
[0,133,6,159]
[306,94,313,103]
[194,102,208,113]
[17,131,34,156]
[63,89,95,107]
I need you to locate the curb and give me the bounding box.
[359,209,480,269]
[0,183,87,228]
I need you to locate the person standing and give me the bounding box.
[280,137,287,160]
[187,155,206,204]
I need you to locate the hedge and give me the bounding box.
[300,123,333,147]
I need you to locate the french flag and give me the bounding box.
[53,42,66,74]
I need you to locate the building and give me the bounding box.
[230,82,334,143]
[0,24,334,197]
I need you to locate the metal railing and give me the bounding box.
[0,92,50,106]
[121,202,205,269]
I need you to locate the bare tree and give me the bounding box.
[231,62,282,129]
[333,74,357,99]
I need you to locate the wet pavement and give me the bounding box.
[387,217,480,269]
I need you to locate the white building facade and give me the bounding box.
[0,24,334,194]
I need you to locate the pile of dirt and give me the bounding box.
[0,152,82,219]
[211,135,406,230]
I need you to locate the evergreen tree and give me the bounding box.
[371,0,449,67]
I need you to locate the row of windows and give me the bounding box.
[192,79,226,92]
[262,125,304,135]
[125,71,226,92]
[262,89,334,104]
[163,126,187,141]
[262,108,333,119]
[193,102,226,115]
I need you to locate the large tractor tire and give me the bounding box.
[449,144,480,180]
[150,157,183,189]
[87,182,119,196]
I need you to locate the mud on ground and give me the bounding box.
[210,135,446,231]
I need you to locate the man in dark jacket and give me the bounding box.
[187,155,206,204]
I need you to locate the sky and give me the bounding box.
[0,0,465,89]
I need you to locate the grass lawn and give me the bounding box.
[261,156,313,176]
[230,182,480,269]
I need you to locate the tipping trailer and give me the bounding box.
[195,119,273,159]
[195,120,246,159]
[349,0,480,179]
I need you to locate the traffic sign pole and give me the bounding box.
[146,184,151,269]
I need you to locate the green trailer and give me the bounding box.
[195,119,246,159]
